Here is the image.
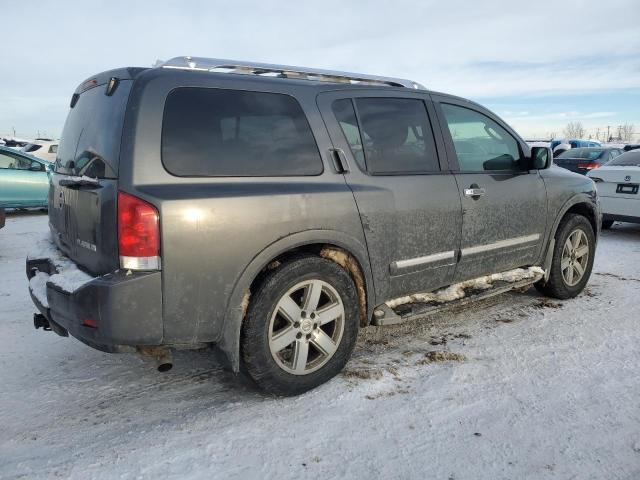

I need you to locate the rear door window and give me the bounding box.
[162,88,323,177]
[332,97,439,174]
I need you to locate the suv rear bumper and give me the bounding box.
[26,257,163,352]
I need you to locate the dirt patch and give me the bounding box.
[429,335,448,346]
[342,368,383,380]
[416,351,467,365]
[365,385,411,400]
[320,246,368,326]
[534,298,563,309]
[495,318,514,323]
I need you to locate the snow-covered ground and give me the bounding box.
[1,212,639,479]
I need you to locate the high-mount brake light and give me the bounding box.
[118,192,161,270]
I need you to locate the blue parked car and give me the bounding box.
[550,139,601,151]
[0,146,52,209]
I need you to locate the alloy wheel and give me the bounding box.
[268,279,345,375]
[561,228,590,287]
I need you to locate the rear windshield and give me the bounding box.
[161,87,323,177]
[557,148,604,160]
[55,79,132,178]
[607,151,640,167]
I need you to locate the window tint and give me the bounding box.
[56,79,132,178]
[441,103,522,172]
[332,99,365,170]
[162,88,322,177]
[347,98,439,174]
[0,152,30,169]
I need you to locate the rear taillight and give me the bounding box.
[118,191,161,270]
[578,163,600,170]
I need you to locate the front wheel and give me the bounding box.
[535,214,595,299]
[241,255,359,396]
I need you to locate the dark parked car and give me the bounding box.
[623,144,640,152]
[26,57,600,395]
[554,147,624,174]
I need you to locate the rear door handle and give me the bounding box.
[329,148,349,173]
[464,188,486,197]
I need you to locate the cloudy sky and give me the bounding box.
[1,0,639,139]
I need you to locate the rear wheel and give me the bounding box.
[536,214,595,299]
[602,219,614,230]
[241,255,359,396]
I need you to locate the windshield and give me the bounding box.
[557,148,604,160]
[607,151,640,167]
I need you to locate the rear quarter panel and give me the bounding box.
[119,70,371,345]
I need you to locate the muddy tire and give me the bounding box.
[601,219,614,230]
[241,255,359,396]
[535,214,595,299]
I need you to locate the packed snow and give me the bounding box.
[386,266,544,308]
[58,175,100,187]
[1,212,640,479]
[26,230,94,307]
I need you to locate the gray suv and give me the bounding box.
[27,57,599,395]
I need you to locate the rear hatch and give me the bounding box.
[49,72,136,276]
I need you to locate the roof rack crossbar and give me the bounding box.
[159,56,426,90]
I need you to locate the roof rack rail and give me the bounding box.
[159,56,426,90]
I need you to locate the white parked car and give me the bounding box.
[21,139,58,162]
[588,150,640,229]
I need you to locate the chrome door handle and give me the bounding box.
[464,188,486,197]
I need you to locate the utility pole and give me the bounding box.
[606,125,611,142]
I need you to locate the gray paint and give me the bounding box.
[38,62,600,371]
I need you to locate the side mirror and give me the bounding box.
[531,146,552,169]
[30,161,44,172]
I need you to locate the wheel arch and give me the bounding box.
[540,194,600,280]
[216,230,375,372]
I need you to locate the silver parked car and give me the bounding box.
[27,57,600,395]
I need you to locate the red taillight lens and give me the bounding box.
[578,163,600,170]
[118,191,160,259]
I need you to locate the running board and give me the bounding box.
[371,274,543,326]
